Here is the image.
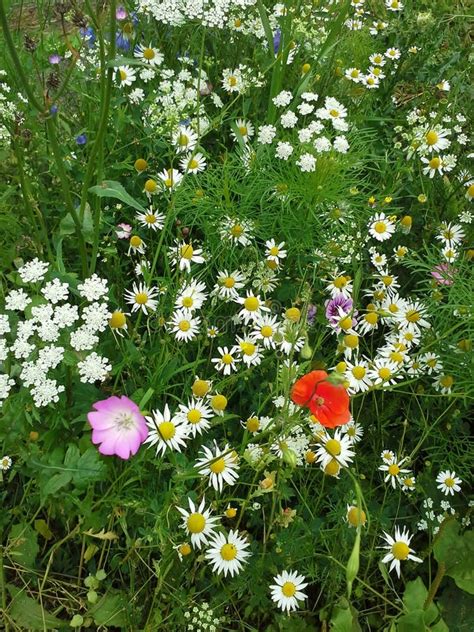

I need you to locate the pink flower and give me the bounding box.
[116,223,132,239]
[431,263,456,286]
[87,396,148,459]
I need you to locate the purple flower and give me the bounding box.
[76,133,87,145]
[88,395,148,459]
[307,304,317,326]
[50,104,58,115]
[325,294,355,328]
[116,6,127,20]
[80,26,96,47]
[48,53,62,64]
[273,30,281,55]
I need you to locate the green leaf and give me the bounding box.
[72,448,106,488]
[59,206,94,242]
[42,470,72,497]
[402,577,438,626]
[8,524,39,568]
[89,180,147,213]
[329,598,362,632]
[7,584,65,629]
[34,519,53,541]
[89,592,128,627]
[396,610,426,632]
[434,520,474,594]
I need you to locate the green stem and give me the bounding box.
[0,547,8,632]
[424,562,445,610]
[0,0,45,113]
[45,118,88,276]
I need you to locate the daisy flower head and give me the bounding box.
[179,151,207,174]
[231,119,254,143]
[87,395,148,460]
[341,420,364,443]
[175,280,207,312]
[395,301,430,333]
[385,47,401,61]
[169,241,205,272]
[345,67,363,83]
[270,570,308,613]
[172,125,198,154]
[176,398,213,437]
[117,65,136,87]
[169,309,201,342]
[386,0,403,11]
[128,234,146,255]
[134,42,163,66]
[363,75,380,90]
[422,127,451,153]
[400,474,416,491]
[158,168,184,192]
[220,217,255,246]
[108,310,129,337]
[315,428,355,471]
[436,470,462,496]
[380,526,422,577]
[144,405,189,456]
[211,346,240,375]
[369,52,386,66]
[367,357,402,387]
[236,291,270,324]
[136,207,165,231]
[326,273,353,299]
[265,239,287,264]
[222,67,244,93]
[346,504,367,528]
[421,155,455,178]
[196,442,239,492]
[252,314,281,349]
[176,497,219,549]
[0,455,13,471]
[235,337,263,367]
[379,455,410,489]
[205,530,251,577]
[214,269,246,300]
[124,282,159,314]
[381,449,396,463]
[368,213,396,242]
[344,359,372,394]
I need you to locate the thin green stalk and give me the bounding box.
[0,1,45,113]
[0,547,8,632]
[45,117,88,276]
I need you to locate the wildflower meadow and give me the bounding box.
[0,0,473,630]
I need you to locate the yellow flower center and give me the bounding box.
[339,316,353,330]
[109,311,126,328]
[352,366,366,379]
[365,312,378,325]
[187,513,205,533]
[246,417,260,432]
[180,244,194,260]
[144,179,157,193]
[192,379,209,397]
[329,109,340,117]
[130,235,142,248]
[179,543,191,556]
[350,69,359,78]
[240,342,256,356]
[119,69,127,81]
[260,325,273,338]
[221,353,234,365]
[188,158,199,170]
[333,276,347,289]
[468,184,474,197]
[211,394,227,411]
[178,320,191,332]
[238,126,248,136]
[388,463,400,476]
[347,507,366,527]
[182,297,194,308]
[244,296,259,311]
[143,47,155,60]
[445,477,455,487]
[406,309,420,323]
[223,276,235,288]
[378,367,392,380]
[230,224,243,237]
[285,307,301,322]
[392,541,410,560]
[145,213,157,224]
[344,334,359,349]
[269,246,279,256]
[178,133,189,146]
[282,582,296,597]
[373,55,382,63]
[159,421,175,440]
[324,459,340,476]
[187,409,202,424]
[426,130,438,146]
[374,221,387,234]
[228,76,237,87]
[135,292,148,305]
[440,375,453,388]
[220,543,237,560]
[134,158,147,171]
[325,439,341,456]
[429,157,441,169]
[210,457,226,474]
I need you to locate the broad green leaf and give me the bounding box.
[329,598,362,632]
[72,448,106,488]
[8,524,39,568]
[89,180,147,213]
[59,206,94,242]
[434,520,474,594]
[7,584,65,629]
[396,610,425,632]
[34,519,53,541]
[402,577,438,626]
[89,592,128,627]
[42,470,72,497]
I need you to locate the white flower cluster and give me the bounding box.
[136,0,258,30]
[0,262,113,407]
[0,72,25,146]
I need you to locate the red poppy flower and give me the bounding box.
[291,370,351,428]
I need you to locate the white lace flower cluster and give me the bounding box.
[0,261,113,407]
[0,71,26,146]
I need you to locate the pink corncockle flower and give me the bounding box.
[116,6,127,19]
[116,223,132,239]
[87,396,148,459]
[431,263,455,286]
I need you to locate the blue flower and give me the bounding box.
[76,134,87,145]
[273,30,281,55]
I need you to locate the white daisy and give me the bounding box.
[169,309,201,342]
[380,526,422,577]
[368,213,396,242]
[124,282,159,314]
[158,168,184,190]
[236,291,270,324]
[176,497,219,549]
[169,241,205,273]
[176,398,213,437]
[315,429,355,471]
[195,442,239,492]
[379,456,410,489]
[211,346,240,375]
[270,570,308,613]
[136,207,165,231]
[341,421,364,443]
[234,337,263,367]
[214,269,246,300]
[117,65,136,87]
[172,125,198,154]
[205,530,251,577]
[436,470,462,496]
[134,42,163,66]
[179,152,207,174]
[251,314,281,349]
[174,280,207,312]
[144,405,189,456]
[265,239,287,264]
